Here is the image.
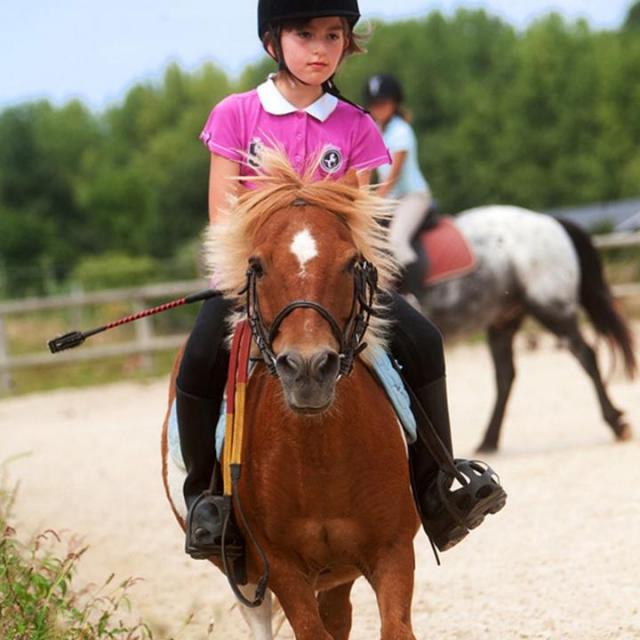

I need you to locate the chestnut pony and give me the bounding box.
[161,152,420,640]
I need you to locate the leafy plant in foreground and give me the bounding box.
[0,481,153,639]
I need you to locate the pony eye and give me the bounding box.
[344,255,358,273]
[249,257,265,277]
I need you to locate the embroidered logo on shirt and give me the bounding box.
[320,147,343,174]
[248,137,264,169]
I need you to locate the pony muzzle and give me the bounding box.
[275,348,341,414]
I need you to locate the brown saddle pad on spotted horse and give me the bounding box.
[411,211,477,287]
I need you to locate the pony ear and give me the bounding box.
[341,169,360,189]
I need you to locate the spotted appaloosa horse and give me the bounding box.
[162,155,420,640]
[420,205,636,452]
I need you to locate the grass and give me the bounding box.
[0,470,154,639]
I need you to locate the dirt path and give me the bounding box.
[1,334,639,639]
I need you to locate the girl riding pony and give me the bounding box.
[177,0,506,560]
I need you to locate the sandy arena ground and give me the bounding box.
[1,333,639,639]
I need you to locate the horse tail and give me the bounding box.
[558,218,637,378]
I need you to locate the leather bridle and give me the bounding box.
[244,254,379,378]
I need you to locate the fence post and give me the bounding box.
[71,283,84,329]
[133,298,154,373]
[0,314,12,395]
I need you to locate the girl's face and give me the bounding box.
[368,99,396,126]
[278,17,349,86]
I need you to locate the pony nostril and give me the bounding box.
[311,350,340,382]
[276,352,304,379]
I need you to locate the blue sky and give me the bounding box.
[1,0,632,110]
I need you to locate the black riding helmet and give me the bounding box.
[257,0,363,109]
[258,0,360,39]
[363,73,404,106]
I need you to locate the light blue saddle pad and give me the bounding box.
[168,347,416,470]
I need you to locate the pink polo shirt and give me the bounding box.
[200,77,390,182]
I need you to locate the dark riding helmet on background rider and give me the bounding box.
[362,73,404,107]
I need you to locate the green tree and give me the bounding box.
[624,1,640,29]
[0,101,98,293]
[2,8,640,298]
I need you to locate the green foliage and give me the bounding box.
[0,479,153,639]
[589,220,615,235]
[1,9,639,298]
[71,253,162,291]
[341,10,640,212]
[625,1,640,29]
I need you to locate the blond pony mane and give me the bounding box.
[204,149,399,358]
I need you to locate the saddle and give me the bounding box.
[409,209,477,291]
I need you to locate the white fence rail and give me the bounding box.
[594,231,640,298]
[593,231,640,249]
[0,279,204,394]
[0,231,639,395]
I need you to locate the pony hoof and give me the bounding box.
[615,423,633,442]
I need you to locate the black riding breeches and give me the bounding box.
[383,292,445,388]
[177,296,232,400]
[177,292,446,400]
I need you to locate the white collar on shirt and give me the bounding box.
[257,75,338,122]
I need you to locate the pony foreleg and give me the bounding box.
[478,319,522,452]
[318,581,355,640]
[237,585,274,640]
[368,541,416,640]
[268,557,334,640]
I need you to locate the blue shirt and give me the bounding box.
[377,115,428,199]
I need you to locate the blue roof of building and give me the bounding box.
[547,197,640,232]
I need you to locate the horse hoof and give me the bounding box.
[615,423,633,442]
[476,443,498,454]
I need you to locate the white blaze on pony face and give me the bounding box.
[290,227,318,277]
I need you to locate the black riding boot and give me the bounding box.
[409,376,507,551]
[176,386,244,560]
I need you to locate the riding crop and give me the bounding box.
[47,288,221,354]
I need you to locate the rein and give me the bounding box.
[220,320,270,608]
[244,255,379,377]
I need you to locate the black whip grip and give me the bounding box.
[184,288,222,304]
[48,331,87,353]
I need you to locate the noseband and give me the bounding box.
[244,255,379,378]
